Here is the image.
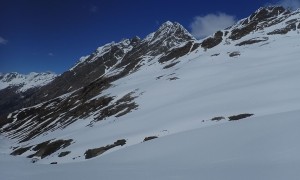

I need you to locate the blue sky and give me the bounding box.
[0,0,299,74]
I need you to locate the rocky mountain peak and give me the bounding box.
[139,21,195,58]
[152,21,195,42]
[249,6,289,22]
[227,6,298,40]
[129,36,141,46]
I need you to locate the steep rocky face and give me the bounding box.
[201,31,223,49]
[200,6,299,49]
[229,6,292,40]
[32,38,141,102]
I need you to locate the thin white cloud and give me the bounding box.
[278,0,300,10]
[48,53,54,56]
[190,13,236,39]
[0,36,8,45]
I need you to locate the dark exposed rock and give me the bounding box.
[32,140,51,151]
[58,151,71,157]
[159,41,194,63]
[156,75,164,80]
[163,62,180,69]
[229,6,290,40]
[143,136,158,142]
[114,139,126,146]
[84,139,126,159]
[50,162,58,164]
[168,77,179,81]
[229,51,241,57]
[191,43,201,52]
[228,113,254,121]
[39,139,72,159]
[211,53,220,57]
[211,116,225,121]
[31,158,39,163]
[236,37,269,46]
[91,91,139,124]
[11,146,32,156]
[201,31,223,49]
[27,139,73,159]
[267,23,297,35]
[0,86,37,118]
[286,19,298,25]
[249,6,287,22]
[229,22,258,40]
[84,147,107,159]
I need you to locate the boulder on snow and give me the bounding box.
[228,113,254,121]
[143,136,158,142]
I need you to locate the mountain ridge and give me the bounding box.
[0,72,56,90]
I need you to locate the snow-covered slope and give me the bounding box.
[0,72,56,92]
[1,110,299,180]
[0,6,300,180]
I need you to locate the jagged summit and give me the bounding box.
[249,6,289,22]
[70,21,195,72]
[157,21,188,32]
[153,21,195,42]
[228,6,299,40]
[256,5,287,12]
[239,6,293,27]
[160,20,174,26]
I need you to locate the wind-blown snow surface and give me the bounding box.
[1,18,300,179]
[1,110,300,180]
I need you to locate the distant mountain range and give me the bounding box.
[0,72,56,92]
